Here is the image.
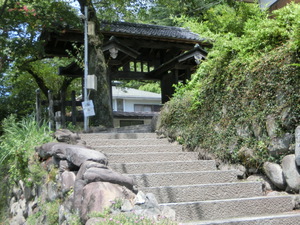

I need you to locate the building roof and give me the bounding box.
[101,21,203,42]
[112,86,161,100]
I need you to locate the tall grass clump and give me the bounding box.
[0,114,53,220]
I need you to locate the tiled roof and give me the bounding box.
[112,86,161,100]
[101,21,202,41]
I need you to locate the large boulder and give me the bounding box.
[54,129,80,144]
[295,126,300,166]
[65,146,107,167]
[80,182,135,222]
[282,154,300,192]
[36,143,107,167]
[263,162,286,190]
[268,133,293,156]
[35,142,69,160]
[61,171,76,194]
[83,167,136,191]
[247,174,275,192]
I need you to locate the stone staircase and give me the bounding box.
[79,132,300,224]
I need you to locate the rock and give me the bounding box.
[252,120,263,138]
[268,133,293,155]
[134,191,147,205]
[292,195,300,209]
[65,146,107,167]
[54,129,80,144]
[121,199,134,212]
[266,115,277,138]
[80,182,135,222]
[36,143,102,167]
[266,191,289,197]
[47,181,59,201]
[83,167,135,191]
[218,163,246,179]
[146,193,160,209]
[73,179,87,211]
[247,174,275,192]
[295,126,300,166]
[61,171,76,194]
[160,205,176,220]
[238,146,254,162]
[36,142,70,160]
[236,124,252,138]
[263,162,286,190]
[76,161,108,180]
[282,154,300,192]
[59,160,73,172]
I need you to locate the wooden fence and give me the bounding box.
[36,89,82,130]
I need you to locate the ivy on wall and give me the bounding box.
[160,3,300,170]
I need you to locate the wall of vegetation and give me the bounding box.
[160,3,300,170]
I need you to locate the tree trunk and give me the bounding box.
[77,0,114,128]
[88,35,113,127]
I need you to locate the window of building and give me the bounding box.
[134,104,161,112]
[120,120,144,127]
[116,99,124,112]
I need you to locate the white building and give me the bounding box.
[111,86,162,127]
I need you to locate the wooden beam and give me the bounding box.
[111,71,159,80]
[149,46,207,78]
[103,36,140,59]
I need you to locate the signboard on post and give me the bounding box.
[82,100,95,117]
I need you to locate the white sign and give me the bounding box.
[82,100,95,117]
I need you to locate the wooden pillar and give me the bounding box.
[60,90,66,128]
[71,90,77,126]
[184,68,191,84]
[35,89,41,127]
[48,90,55,131]
[161,70,179,103]
[107,68,113,110]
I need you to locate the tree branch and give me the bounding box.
[0,0,9,19]
[24,66,50,99]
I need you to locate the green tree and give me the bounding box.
[0,0,82,122]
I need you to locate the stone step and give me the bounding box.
[161,195,294,222]
[183,211,300,225]
[107,152,199,163]
[141,182,263,203]
[109,160,216,174]
[80,132,157,140]
[129,170,238,187]
[95,145,183,153]
[82,138,171,146]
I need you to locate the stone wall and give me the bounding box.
[7,129,175,224]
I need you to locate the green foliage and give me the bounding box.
[0,114,53,222]
[27,199,60,225]
[0,114,53,183]
[160,3,300,170]
[117,80,161,94]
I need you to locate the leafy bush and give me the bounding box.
[0,114,53,221]
[160,3,300,170]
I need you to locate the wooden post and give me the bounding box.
[48,90,55,131]
[35,89,41,127]
[71,90,77,126]
[60,90,66,128]
[161,70,179,103]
